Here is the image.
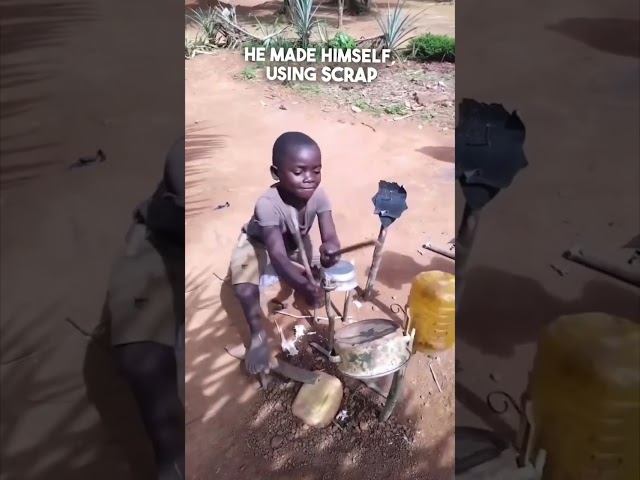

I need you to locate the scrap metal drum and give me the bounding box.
[333,319,412,378]
[324,260,358,292]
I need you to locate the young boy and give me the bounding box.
[104,136,185,480]
[229,131,342,375]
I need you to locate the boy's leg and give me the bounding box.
[175,322,185,405]
[106,223,184,478]
[233,283,270,374]
[113,342,184,477]
[229,233,272,374]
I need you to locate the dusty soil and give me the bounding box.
[185,0,456,128]
[245,59,455,128]
[1,0,636,478]
[452,0,639,446]
[1,1,183,479]
[184,44,456,479]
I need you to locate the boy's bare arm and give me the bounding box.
[262,226,308,292]
[318,211,341,267]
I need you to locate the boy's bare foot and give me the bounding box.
[246,333,270,375]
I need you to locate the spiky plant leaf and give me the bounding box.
[291,0,321,47]
[375,0,426,55]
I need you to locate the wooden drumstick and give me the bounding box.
[290,240,379,270]
[288,207,322,324]
[333,239,379,256]
[288,207,317,285]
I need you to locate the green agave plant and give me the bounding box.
[291,0,321,48]
[316,21,329,45]
[188,7,219,41]
[256,17,285,49]
[375,0,425,55]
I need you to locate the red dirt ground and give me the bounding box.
[184,48,456,479]
[2,0,637,478]
[183,3,457,478]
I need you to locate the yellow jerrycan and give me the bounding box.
[408,271,455,353]
[530,312,640,480]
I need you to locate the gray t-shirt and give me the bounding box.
[243,185,332,253]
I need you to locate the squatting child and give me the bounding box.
[229,131,342,374]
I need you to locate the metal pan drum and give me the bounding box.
[333,319,412,379]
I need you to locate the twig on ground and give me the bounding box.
[275,310,353,322]
[213,272,228,283]
[361,122,376,131]
[65,317,98,341]
[356,35,385,49]
[429,362,442,392]
[393,112,418,121]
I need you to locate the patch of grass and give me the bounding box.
[307,41,326,57]
[353,99,382,115]
[408,34,455,62]
[292,83,323,98]
[271,38,298,50]
[255,17,292,50]
[383,103,408,115]
[420,110,437,122]
[329,32,357,50]
[403,69,427,78]
[185,36,215,59]
[239,65,260,80]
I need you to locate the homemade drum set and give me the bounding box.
[259,194,417,420]
[303,259,417,422]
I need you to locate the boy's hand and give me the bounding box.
[301,281,324,308]
[319,242,341,268]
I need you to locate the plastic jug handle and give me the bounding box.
[403,328,416,351]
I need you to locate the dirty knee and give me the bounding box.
[233,283,260,303]
[114,343,176,380]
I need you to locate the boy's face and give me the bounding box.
[272,146,322,201]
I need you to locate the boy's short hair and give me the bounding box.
[272,132,319,168]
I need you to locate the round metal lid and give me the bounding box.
[324,260,356,282]
[335,318,400,346]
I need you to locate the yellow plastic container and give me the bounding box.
[531,313,640,480]
[408,271,455,353]
[292,371,343,428]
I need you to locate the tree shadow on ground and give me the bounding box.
[0,1,98,189]
[184,257,455,479]
[546,18,640,59]
[454,265,640,449]
[0,2,143,479]
[369,250,455,291]
[0,304,145,480]
[185,124,228,220]
[83,328,155,480]
[417,146,455,164]
[457,266,640,359]
[455,380,518,448]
